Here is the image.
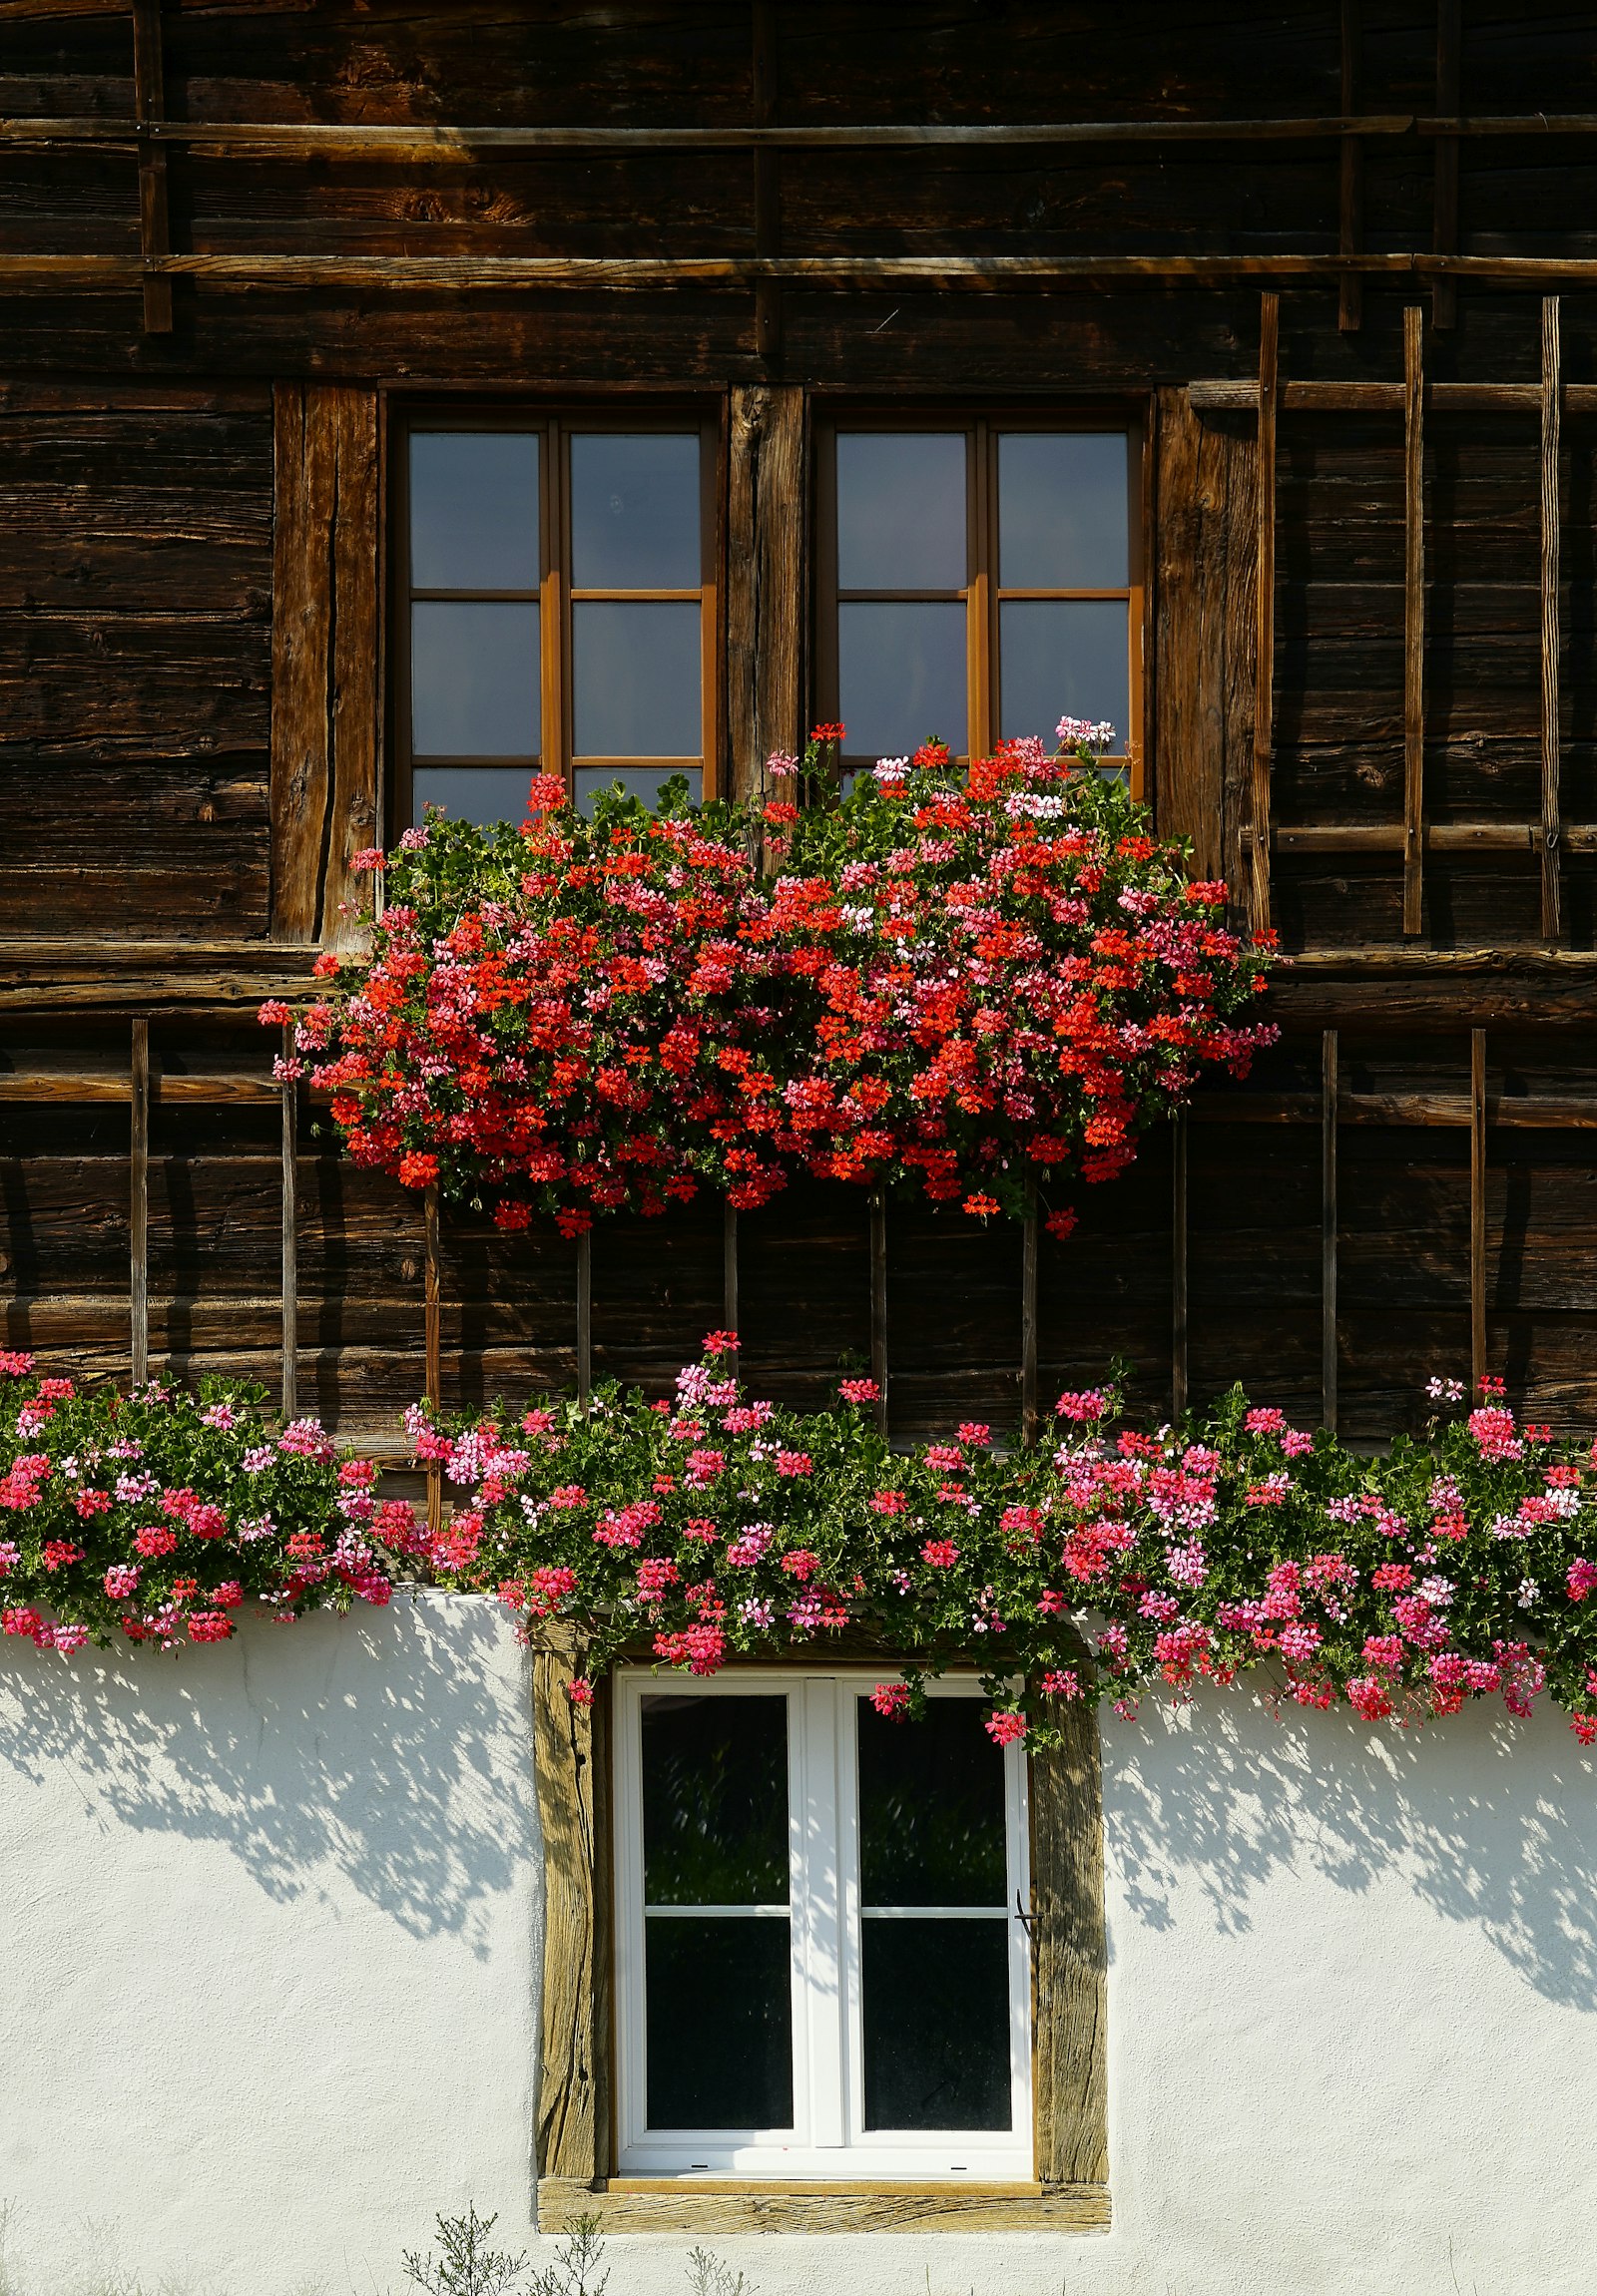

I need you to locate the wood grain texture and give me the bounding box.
[726,383,803,804]
[1338,1,1362,333]
[533,1643,610,2187]
[869,1191,887,1437]
[129,1016,148,1385]
[1403,305,1426,938]
[536,2177,1110,2233]
[1250,291,1279,936]
[1323,1029,1338,1432]
[1471,1028,1487,1388]
[1432,0,1461,329]
[1153,386,1240,884]
[269,383,379,944]
[280,1023,296,1422]
[1021,1183,1038,1448]
[1172,1110,1189,1417]
[1031,1694,1108,2189]
[1540,295,1562,942]
[130,0,172,335]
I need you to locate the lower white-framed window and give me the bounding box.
[612,1668,1032,2179]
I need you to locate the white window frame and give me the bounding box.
[612,1667,1033,2180]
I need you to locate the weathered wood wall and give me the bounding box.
[6,1,1597,1443]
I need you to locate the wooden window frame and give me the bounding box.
[812,408,1147,800]
[389,404,723,835]
[531,1632,1109,2237]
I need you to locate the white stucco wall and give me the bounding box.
[3,1625,1596,2296]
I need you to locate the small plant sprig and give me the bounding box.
[400,2205,528,2296]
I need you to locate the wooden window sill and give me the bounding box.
[537,2174,1111,2234]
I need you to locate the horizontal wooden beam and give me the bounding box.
[1243,822,1597,854]
[1192,379,1597,413]
[0,1069,279,1104]
[1192,1091,1597,1129]
[6,250,1597,296]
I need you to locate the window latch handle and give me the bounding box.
[1014,1889,1035,1935]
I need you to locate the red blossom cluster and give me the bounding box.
[272,729,1275,1232]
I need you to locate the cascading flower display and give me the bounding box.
[0,1353,394,1651]
[277,724,1275,1233]
[406,1342,1597,1748]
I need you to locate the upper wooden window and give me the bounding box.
[611,1669,1033,2180]
[393,412,721,829]
[814,418,1144,792]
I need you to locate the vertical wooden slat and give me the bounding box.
[533,1636,610,2185]
[130,0,172,334]
[576,1228,593,1407]
[130,1018,149,1386]
[1322,1029,1338,1434]
[752,0,781,365]
[869,1193,888,1438]
[270,385,381,942]
[1403,305,1426,938]
[1338,0,1363,333]
[1540,294,1563,943]
[723,1200,739,1343]
[424,1181,442,1533]
[1470,1029,1487,1392]
[1031,1694,1109,2189]
[1171,1112,1188,1419]
[279,1023,297,1423]
[1249,291,1279,937]
[1021,1183,1038,1448]
[727,383,804,805]
[1432,0,1461,329]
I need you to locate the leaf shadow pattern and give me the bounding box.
[1104,1684,1597,2008]
[0,1591,537,1956]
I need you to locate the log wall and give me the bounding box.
[7,2,1597,1442]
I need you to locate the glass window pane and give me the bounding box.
[574,766,702,818]
[999,599,1129,751]
[861,1919,1011,2130]
[573,601,701,757]
[570,433,701,590]
[837,601,966,759]
[645,1916,794,2129]
[642,1694,789,1906]
[409,432,539,591]
[411,600,539,758]
[411,766,532,828]
[998,433,1129,590]
[856,1697,1007,1907]
[836,433,967,591]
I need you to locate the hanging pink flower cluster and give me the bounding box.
[0,1354,394,1653]
[271,727,1275,1234]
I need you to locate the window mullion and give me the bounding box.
[798,1677,846,2148]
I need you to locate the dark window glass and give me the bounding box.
[860,1918,1011,2130]
[856,1697,1008,1907]
[572,601,701,757]
[836,434,966,591]
[997,432,1128,590]
[570,433,701,590]
[998,598,1128,747]
[412,767,532,827]
[837,602,966,761]
[409,432,540,591]
[574,766,703,817]
[642,1695,789,1906]
[645,1916,794,2129]
[411,600,539,758]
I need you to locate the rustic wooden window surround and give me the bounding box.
[390,408,722,834]
[812,413,1146,797]
[530,1631,1109,2237]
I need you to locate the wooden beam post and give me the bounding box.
[1249,291,1279,937]
[130,1018,149,1385]
[130,0,172,334]
[1172,1112,1189,1419]
[1030,1693,1109,2189]
[424,1181,442,1533]
[1432,0,1461,328]
[576,1228,592,1407]
[1540,294,1563,943]
[1322,1029,1338,1433]
[752,0,782,365]
[1338,0,1363,332]
[727,384,804,804]
[1403,305,1426,937]
[280,1023,297,1423]
[1021,1182,1039,1448]
[723,1200,739,1348]
[1470,1029,1487,1393]
[533,1638,611,2185]
[869,1193,888,1438]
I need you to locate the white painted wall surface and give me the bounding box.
[4,1637,1596,2296]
